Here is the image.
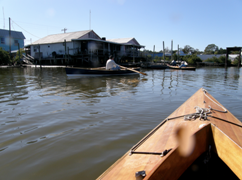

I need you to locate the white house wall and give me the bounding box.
[197,54,223,61]
[31,42,74,58]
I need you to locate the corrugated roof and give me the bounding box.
[107,37,142,47]
[107,38,134,43]
[107,38,133,43]
[32,30,95,45]
[0,29,25,39]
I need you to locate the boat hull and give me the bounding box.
[167,64,196,70]
[141,63,167,69]
[97,88,242,180]
[65,67,140,76]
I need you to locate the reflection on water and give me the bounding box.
[0,67,241,180]
[65,75,140,98]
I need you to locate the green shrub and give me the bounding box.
[233,56,241,66]
[13,48,25,64]
[204,56,231,65]
[182,55,202,65]
[0,48,10,65]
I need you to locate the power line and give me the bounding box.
[11,19,41,39]
[4,19,68,29]
[0,18,76,32]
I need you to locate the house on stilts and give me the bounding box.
[26,30,145,67]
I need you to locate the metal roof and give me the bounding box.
[31,30,96,45]
[31,30,144,48]
[0,29,25,39]
[107,38,140,45]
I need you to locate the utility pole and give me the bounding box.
[89,10,91,30]
[62,28,67,33]
[63,39,67,66]
[9,17,11,56]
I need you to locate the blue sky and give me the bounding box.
[1,0,241,51]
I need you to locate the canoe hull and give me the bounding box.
[65,67,140,76]
[97,88,242,180]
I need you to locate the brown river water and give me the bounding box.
[0,66,241,179]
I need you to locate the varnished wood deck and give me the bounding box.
[97,88,242,180]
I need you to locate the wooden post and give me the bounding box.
[38,44,41,68]
[225,48,228,68]
[153,45,155,63]
[133,45,135,64]
[178,45,179,61]
[64,39,67,66]
[163,41,165,61]
[239,48,241,68]
[18,43,21,66]
[108,43,110,55]
[67,47,69,64]
[9,17,11,56]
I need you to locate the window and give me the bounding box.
[1,38,5,44]
[14,40,18,46]
[34,46,37,52]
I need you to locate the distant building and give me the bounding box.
[146,50,189,59]
[197,54,240,61]
[29,30,145,66]
[0,29,25,52]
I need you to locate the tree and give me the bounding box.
[172,53,178,60]
[182,55,202,65]
[194,49,203,54]
[154,56,163,62]
[182,45,194,54]
[204,44,219,54]
[204,55,231,65]
[146,54,152,62]
[0,48,10,65]
[217,48,226,54]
